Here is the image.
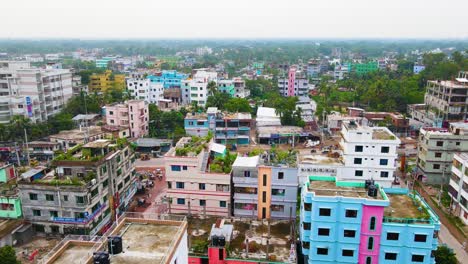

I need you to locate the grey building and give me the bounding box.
[232,154,298,220]
[18,139,136,235]
[416,122,468,184]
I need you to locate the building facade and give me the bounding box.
[18,140,136,235]
[164,137,231,216]
[448,153,468,225]
[103,100,149,138]
[300,176,440,264]
[232,156,298,219]
[88,70,126,93]
[148,70,188,89]
[126,77,164,103]
[278,66,309,97]
[416,123,468,184]
[0,61,73,124]
[0,164,21,219]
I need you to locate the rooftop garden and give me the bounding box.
[175,134,213,156]
[210,152,237,173]
[268,147,298,167]
[33,171,97,187]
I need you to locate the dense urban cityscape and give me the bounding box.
[0,1,467,264]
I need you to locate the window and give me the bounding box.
[63,195,68,202]
[33,209,41,216]
[219,201,227,207]
[303,222,311,230]
[278,172,284,179]
[411,255,424,262]
[200,200,206,206]
[367,237,374,250]
[272,189,285,196]
[369,217,376,230]
[262,191,266,203]
[263,174,267,186]
[355,170,363,177]
[386,232,399,240]
[344,230,356,238]
[354,158,362,165]
[318,228,330,236]
[167,182,172,189]
[182,166,188,170]
[355,145,363,152]
[380,159,388,166]
[345,209,358,218]
[436,141,443,147]
[366,257,372,264]
[50,211,58,217]
[433,164,440,169]
[304,203,311,211]
[244,171,251,177]
[317,247,328,255]
[177,198,185,205]
[385,253,397,260]
[171,165,181,171]
[29,193,38,200]
[435,152,442,158]
[302,241,310,249]
[381,146,390,153]
[199,183,205,190]
[176,182,184,189]
[50,226,59,233]
[414,234,427,242]
[380,171,389,178]
[319,208,331,216]
[76,196,85,204]
[342,249,354,257]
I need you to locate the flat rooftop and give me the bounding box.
[384,194,427,219]
[300,153,343,165]
[308,180,383,200]
[372,129,395,140]
[49,126,103,140]
[51,244,95,264]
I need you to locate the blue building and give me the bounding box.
[300,176,440,264]
[147,70,188,89]
[184,107,252,146]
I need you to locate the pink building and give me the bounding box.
[104,100,149,138]
[278,65,309,97]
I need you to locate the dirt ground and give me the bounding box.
[16,237,61,263]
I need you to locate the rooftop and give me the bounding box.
[167,136,211,157]
[428,80,468,88]
[308,179,384,200]
[135,138,172,148]
[49,126,104,140]
[257,126,304,137]
[372,128,396,140]
[299,153,344,165]
[83,139,111,149]
[232,155,260,168]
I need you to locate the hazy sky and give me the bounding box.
[3,0,468,39]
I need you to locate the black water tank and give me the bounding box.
[368,185,378,197]
[93,252,110,264]
[108,236,123,254]
[218,236,226,247]
[365,180,372,189]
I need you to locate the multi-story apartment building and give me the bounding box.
[340,121,401,188]
[300,176,440,264]
[71,74,88,95]
[126,76,164,103]
[184,107,252,145]
[217,77,248,98]
[307,58,328,78]
[416,122,468,184]
[164,137,231,216]
[18,140,137,235]
[181,69,218,106]
[103,100,149,138]
[232,155,298,219]
[0,61,73,124]
[408,72,467,127]
[278,66,309,97]
[334,64,350,80]
[448,153,468,225]
[95,57,115,68]
[148,70,188,89]
[88,70,126,93]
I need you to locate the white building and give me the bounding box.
[181,69,218,106]
[0,61,72,124]
[339,121,401,187]
[449,153,468,225]
[126,77,164,104]
[277,66,309,97]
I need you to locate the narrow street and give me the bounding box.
[439,224,468,263]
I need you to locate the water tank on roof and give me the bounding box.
[368,185,378,197]
[93,252,110,264]
[108,236,123,254]
[365,180,374,189]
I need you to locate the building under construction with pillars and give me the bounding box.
[408,71,468,127]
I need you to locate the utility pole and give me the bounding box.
[14,142,21,167]
[24,129,31,167]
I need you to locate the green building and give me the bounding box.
[346,61,379,75]
[217,80,235,96]
[0,164,22,219]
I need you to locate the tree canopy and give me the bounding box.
[0,245,20,264]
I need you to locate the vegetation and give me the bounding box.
[148,104,186,140]
[0,245,20,264]
[434,245,457,264]
[209,152,237,173]
[175,135,212,156]
[269,147,298,167]
[263,92,304,127]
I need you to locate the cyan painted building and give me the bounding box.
[148,70,188,89]
[300,176,440,264]
[217,80,236,97]
[185,107,252,146]
[0,164,22,219]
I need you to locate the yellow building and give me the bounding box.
[89,70,126,93]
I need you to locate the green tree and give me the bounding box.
[206,92,231,109]
[224,98,251,113]
[0,245,20,264]
[434,245,457,264]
